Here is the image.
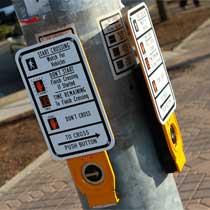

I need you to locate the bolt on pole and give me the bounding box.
[13,0,183,209]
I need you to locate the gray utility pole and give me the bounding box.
[13,0,183,209]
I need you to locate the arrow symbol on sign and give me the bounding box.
[58,133,100,146]
[86,171,100,178]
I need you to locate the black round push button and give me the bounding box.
[83,164,104,184]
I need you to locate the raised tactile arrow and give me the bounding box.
[58,133,100,146]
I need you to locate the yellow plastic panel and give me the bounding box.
[162,113,186,172]
[67,151,119,208]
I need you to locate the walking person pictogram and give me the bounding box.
[26,57,38,71]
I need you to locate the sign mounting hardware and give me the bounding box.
[15,34,115,160]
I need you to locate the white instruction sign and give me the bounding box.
[99,12,136,80]
[15,34,115,160]
[127,3,176,124]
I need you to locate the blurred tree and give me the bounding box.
[156,0,168,21]
[0,0,12,8]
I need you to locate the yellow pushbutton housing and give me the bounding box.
[162,113,186,172]
[67,151,119,208]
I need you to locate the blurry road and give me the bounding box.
[0,41,24,98]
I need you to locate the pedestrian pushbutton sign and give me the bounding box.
[15,34,115,160]
[127,3,176,124]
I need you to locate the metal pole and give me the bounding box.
[13,0,183,209]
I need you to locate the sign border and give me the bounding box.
[98,11,136,80]
[15,35,115,160]
[127,2,176,124]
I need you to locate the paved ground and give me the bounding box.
[0,12,210,210]
[0,90,31,126]
[169,17,210,210]
[0,97,31,124]
[0,153,81,210]
[171,58,210,210]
